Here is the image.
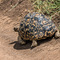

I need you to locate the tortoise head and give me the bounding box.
[14,27,19,32]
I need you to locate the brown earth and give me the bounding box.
[0,0,60,60]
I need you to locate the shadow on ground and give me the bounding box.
[10,37,53,50]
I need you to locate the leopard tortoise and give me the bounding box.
[14,12,60,47]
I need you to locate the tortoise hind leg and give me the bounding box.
[54,30,60,38]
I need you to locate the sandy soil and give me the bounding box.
[0,0,60,60]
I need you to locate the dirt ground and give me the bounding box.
[0,0,60,60]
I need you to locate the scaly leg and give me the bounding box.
[18,36,26,44]
[54,30,60,38]
[31,40,37,47]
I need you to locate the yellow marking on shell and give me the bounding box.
[35,35,38,39]
[52,24,55,27]
[40,27,43,30]
[26,28,29,31]
[42,21,46,24]
[35,14,39,16]
[27,19,30,22]
[32,36,34,38]
[46,29,54,37]
[31,27,33,29]
[33,20,37,24]
[26,23,29,25]
[39,32,43,38]
[38,37,42,40]
[32,24,35,26]
[47,24,51,25]
[34,20,36,23]
[35,32,37,34]
[49,33,54,37]
[45,31,47,36]
[48,31,52,33]
[49,29,55,37]
[32,19,34,21]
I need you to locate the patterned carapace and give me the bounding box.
[19,12,56,40]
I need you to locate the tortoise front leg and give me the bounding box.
[31,40,37,48]
[18,36,26,44]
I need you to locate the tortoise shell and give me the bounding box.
[19,12,56,40]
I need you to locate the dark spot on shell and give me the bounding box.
[31,25,35,28]
[47,27,52,31]
[39,29,43,32]
[20,24,23,27]
[34,17,38,20]
[21,28,24,31]
[35,28,38,31]
[47,33,50,35]
[25,25,29,29]
[26,31,30,34]
[29,29,33,32]
[41,14,45,18]
[30,34,34,36]
[35,33,38,35]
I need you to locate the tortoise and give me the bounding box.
[14,12,60,47]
